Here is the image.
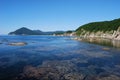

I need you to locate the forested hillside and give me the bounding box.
[76,18,120,35]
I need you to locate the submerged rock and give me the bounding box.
[17,60,85,80]
[97,75,120,80]
[8,42,27,46]
[19,66,61,80]
[102,47,110,50]
[64,73,84,80]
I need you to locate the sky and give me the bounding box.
[0,0,120,34]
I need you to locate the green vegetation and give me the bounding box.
[66,30,73,33]
[76,18,120,35]
[54,31,65,35]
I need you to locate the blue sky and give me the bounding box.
[0,0,120,34]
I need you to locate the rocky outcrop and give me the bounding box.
[78,27,120,40]
[112,27,120,40]
[8,42,27,46]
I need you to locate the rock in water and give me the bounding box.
[8,42,27,46]
[102,47,110,50]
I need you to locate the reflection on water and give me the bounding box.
[82,38,120,48]
[0,35,120,80]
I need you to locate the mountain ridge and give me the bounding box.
[9,27,65,35]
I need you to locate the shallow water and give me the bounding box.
[81,37,120,48]
[0,35,120,80]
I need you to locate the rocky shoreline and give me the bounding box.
[76,27,120,40]
[72,27,120,48]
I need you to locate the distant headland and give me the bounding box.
[9,27,66,35]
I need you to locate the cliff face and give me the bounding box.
[78,27,120,40]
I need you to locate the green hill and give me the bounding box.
[76,18,120,35]
[9,27,40,35]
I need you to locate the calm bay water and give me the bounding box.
[0,35,120,80]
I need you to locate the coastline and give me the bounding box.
[72,27,120,48]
